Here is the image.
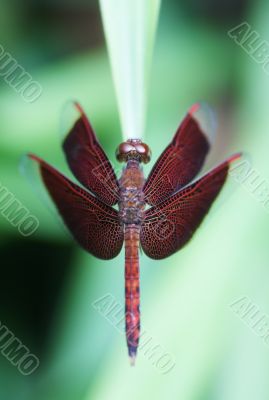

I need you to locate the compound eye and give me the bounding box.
[116,142,135,162]
[135,143,151,163]
[135,143,147,154]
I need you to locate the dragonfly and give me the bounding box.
[27,102,241,365]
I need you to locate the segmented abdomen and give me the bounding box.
[125,224,140,360]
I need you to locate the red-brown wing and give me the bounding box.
[141,154,241,259]
[28,154,123,259]
[144,103,216,206]
[62,102,119,206]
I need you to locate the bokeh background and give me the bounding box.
[0,0,269,399]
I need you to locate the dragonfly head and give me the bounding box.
[116,139,151,164]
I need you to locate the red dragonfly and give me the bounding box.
[27,102,240,365]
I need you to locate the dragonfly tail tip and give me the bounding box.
[129,354,136,366]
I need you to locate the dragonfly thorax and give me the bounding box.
[119,160,146,225]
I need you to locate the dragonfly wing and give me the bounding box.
[144,103,216,205]
[28,154,124,259]
[141,154,241,259]
[62,102,119,205]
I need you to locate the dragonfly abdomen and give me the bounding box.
[124,224,140,364]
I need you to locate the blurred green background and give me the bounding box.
[0,0,269,399]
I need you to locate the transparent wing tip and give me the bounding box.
[227,152,243,164]
[188,101,217,146]
[19,153,70,237]
[59,99,83,141]
[20,153,40,180]
[227,151,252,178]
[19,153,51,210]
